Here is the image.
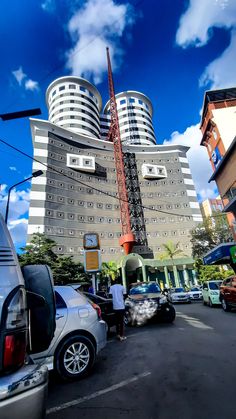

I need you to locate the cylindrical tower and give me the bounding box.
[104,90,156,146]
[46,76,102,138]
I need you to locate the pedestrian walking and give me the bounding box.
[109,276,127,341]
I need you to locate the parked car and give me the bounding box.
[125,282,176,326]
[83,292,116,332]
[202,280,222,307]
[169,287,191,303]
[32,286,107,380]
[0,215,56,419]
[189,287,203,301]
[220,276,236,311]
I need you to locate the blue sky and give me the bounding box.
[0,0,236,249]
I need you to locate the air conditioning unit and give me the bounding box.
[142,163,167,179]
[66,153,95,173]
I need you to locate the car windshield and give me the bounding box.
[174,288,185,293]
[209,282,221,290]
[130,283,161,295]
[191,288,199,291]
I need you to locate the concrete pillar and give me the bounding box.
[164,266,170,288]
[121,266,127,292]
[183,265,190,288]
[192,269,198,286]
[173,265,180,287]
[142,265,147,282]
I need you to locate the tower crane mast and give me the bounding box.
[106,47,135,255]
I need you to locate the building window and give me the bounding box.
[120,99,126,105]
[69,230,75,236]
[57,212,64,218]
[69,84,76,89]
[57,228,64,234]
[80,86,86,92]
[89,91,94,98]
[52,90,56,96]
[68,213,75,220]
[138,99,143,105]
[68,198,74,204]
[59,86,65,91]
[129,98,135,103]
[88,216,94,222]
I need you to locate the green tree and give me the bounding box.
[190,213,234,259]
[194,258,234,283]
[158,241,186,261]
[100,261,119,284]
[18,233,87,285]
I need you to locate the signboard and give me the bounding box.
[84,249,101,272]
[211,146,222,168]
[230,245,236,264]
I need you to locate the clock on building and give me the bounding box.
[83,233,100,249]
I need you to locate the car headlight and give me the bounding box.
[159,296,167,304]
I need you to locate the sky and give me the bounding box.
[0,0,236,250]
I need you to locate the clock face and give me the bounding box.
[84,233,99,249]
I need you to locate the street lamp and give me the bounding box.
[5,170,43,225]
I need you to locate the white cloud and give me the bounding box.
[176,0,236,89]
[0,185,30,246]
[41,0,55,12]
[163,124,217,201]
[66,0,136,83]
[25,79,39,91]
[12,66,39,92]
[12,67,27,86]
[9,166,17,171]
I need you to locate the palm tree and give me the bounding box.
[159,241,186,260]
[100,261,119,285]
[158,241,187,287]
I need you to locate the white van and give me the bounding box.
[0,215,55,418]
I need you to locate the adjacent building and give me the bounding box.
[200,197,224,218]
[200,87,236,236]
[28,76,202,277]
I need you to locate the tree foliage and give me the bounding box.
[194,258,234,283]
[100,261,119,283]
[158,241,186,261]
[18,233,89,285]
[190,213,234,259]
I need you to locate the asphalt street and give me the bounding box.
[46,303,236,419]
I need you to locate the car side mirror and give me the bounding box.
[22,265,56,354]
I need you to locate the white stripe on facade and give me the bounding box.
[32,176,47,185]
[181,167,191,174]
[187,190,197,197]
[34,148,48,157]
[179,157,188,163]
[32,161,46,171]
[184,178,194,185]
[193,215,203,222]
[30,191,46,200]
[28,224,45,234]
[190,202,200,209]
[29,207,46,216]
[34,136,48,144]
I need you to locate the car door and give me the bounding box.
[221,277,232,304]
[230,277,236,307]
[202,282,208,303]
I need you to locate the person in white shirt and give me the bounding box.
[109,276,127,341]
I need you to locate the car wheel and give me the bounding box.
[209,298,213,308]
[55,335,95,381]
[161,305,176,323]
[221,298,231,312]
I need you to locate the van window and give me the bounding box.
[55,291,67,309]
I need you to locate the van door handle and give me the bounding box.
[56,313,64,320]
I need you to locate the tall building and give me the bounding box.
[28,76,202,263]
[200,87,236,235]
[200,197,224,218]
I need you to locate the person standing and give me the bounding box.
[109,276,127,341]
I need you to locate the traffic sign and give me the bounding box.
[84,249,101,272]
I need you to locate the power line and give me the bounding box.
[0,136,227,221]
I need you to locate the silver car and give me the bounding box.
[170,287,191,303]
[32,286,107,380]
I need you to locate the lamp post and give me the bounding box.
[5,170,43,225]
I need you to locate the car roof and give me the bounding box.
[55,285,89,307]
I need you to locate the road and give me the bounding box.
[46,303,236,418]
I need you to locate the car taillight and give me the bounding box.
[2,288,28,373]
[92,303,102,320]
[3,332,27,371]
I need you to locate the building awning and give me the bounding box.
[203,242,236,265]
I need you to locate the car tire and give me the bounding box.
[161,305,176,323]
[55,335,95,381]
[221,298,231,312]
[209,298,213,308]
